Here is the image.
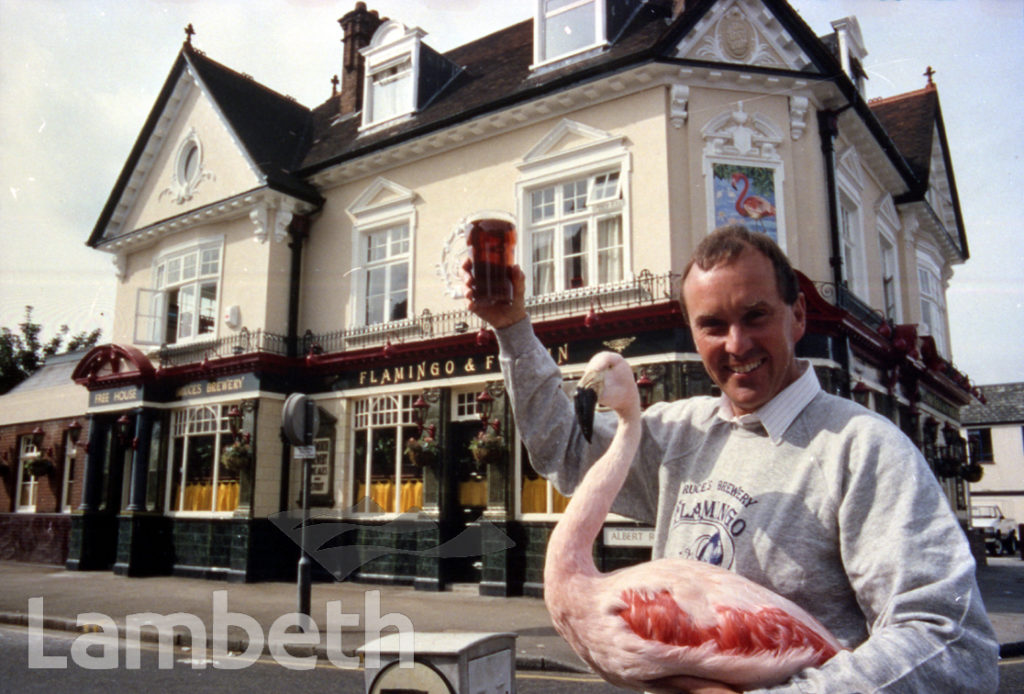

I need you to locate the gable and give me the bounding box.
[90,46,319,250]
[673,0,820,73]
[119,73,265,236]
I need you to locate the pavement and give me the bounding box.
[0,555,1021,673]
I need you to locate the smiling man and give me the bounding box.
[467,224,998,693]
[681,229,806,416]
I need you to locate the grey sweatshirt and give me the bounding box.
[497,317,998,693]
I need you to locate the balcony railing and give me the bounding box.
[813,281,886,331]
[155,271,679,367]
[309,270,679,354]
[157,328,290,367]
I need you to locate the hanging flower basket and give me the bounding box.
[959,463,984,484]
[222,440,253,473]
[469,430,506,465]
[404,435,439,467]
[23,456,54,478]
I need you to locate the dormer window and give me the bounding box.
[369,57,413,123]
[360,20,459,129]
[538,0,600,63]
[533,0,645,68]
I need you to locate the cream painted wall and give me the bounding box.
[252,396,285,518]
[125,83,263,234]
[302,87,672,335]
[971,423,1024,525]
[680,86,835,281]
[110,214,284,347]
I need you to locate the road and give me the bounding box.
[2,624,1021,692]
[0,624,622,693]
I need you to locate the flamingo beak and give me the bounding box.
[574,370,603,444]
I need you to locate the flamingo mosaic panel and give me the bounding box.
[712,163,778,242]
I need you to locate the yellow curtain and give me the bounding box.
[521,477,546,514]
[400,479,423,512]
[459,480,487,507]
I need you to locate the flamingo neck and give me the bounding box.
[546,406,643,579]
[734,175,749,214]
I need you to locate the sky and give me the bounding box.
[1,0,1021,385]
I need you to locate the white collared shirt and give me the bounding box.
[716,359,821,444]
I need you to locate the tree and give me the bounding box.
[0,306,102,394]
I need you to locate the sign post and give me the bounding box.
[281,393,320,619]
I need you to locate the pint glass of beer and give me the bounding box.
[465,210,517,306]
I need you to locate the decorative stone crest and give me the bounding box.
[701,102,782,161]
[720,8,754,61]
[694,5,783,68]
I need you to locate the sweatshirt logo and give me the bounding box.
[669,479,758,569]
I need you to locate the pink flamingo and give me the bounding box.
[544,352,842,692]
[731,172,776,229]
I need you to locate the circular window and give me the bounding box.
[176,137,201,187]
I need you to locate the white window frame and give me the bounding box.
[349,393,419,516]
[347,179,418,329]
[516,119,632,299]
[135,239,223,347]
[916,251,949,358]
[61,430,76,512]
[360,21,424,129]
[164,404,239,516]
[525,173,625,294]
[533,0,606,67]
[838,194,866,296]
[16,436,41,512]
[453,390,483,422]
[361,223,411,326]
[876,195,902,322]
[835,147,867,298]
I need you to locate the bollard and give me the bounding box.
[358,632,517,694]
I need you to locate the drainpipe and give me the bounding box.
[286,214,312,358]
[281,212,314,512]
[817,106,853,397]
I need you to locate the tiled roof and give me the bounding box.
[5,351,84,395]
[185,45,322,203]
[869,87,939,193]
[300,6,673,174]
[961,383,1024,426]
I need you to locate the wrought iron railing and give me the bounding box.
[156,271,679,366]
[813,281,886,331]
[308,270,680,354]
[157,328,290,367]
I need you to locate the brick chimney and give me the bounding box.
[338,2,384,115]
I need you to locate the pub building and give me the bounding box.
[58,0,981,591]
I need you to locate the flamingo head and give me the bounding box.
[730,171,745,189]
[574,351,640,442]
